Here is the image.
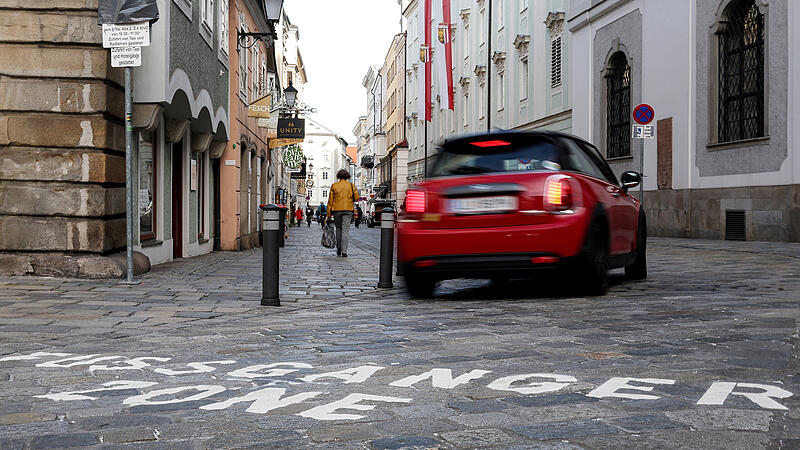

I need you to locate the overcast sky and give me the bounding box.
[284,0,402,144]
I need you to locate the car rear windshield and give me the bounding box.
[430,137,563,177]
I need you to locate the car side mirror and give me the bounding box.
[621,171,641,192]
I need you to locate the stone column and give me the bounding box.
[0,1,147,277]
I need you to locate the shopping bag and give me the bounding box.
[321,222,336,248]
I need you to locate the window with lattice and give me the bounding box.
[551,36,562,88]
[718,0,765,143]
[606,51,630,158]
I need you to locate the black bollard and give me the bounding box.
[260,204,281,306]
[378,207,395,289]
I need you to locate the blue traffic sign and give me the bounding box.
[633,104,655,125]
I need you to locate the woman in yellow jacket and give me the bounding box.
[326,169,360,257]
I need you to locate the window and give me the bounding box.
[479,8,485,44]
[463,23,469,58]
[462,92,468,127]
[497,0,503,29]
[196,154,205,239]
[551,36,562,88]
[478,83,485,118]
[138,130,157,241]
[237,15,247,99]
[323,171,328,180]
[521,0,528,11]
[497,73,505,111]
[521,59,529,99]
[323,190,328,198]
[562,139,610,183]
[218,0,229,55]
[260,56,267,98]
[200,0,214,31]
[252,46,260,101]
[718,0,765,143]
[606,51,631,158]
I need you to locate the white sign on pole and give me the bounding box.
[632,125,655,139]
[102,22,150,48]
[111,47,142,67]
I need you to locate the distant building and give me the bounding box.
[303,119,349,208]
[378,33,409,201]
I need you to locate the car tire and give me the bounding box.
[625,214,648,280]
[405,272,436,299]
[582,222,609,296]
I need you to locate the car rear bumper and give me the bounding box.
[397,212,590,268]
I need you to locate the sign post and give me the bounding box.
[632,104,655,202]
[102,21,152,283]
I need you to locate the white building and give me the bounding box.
[569,0,799,241]
[303,118,349,209]
[402,0,572,182]
[360,65,387,197]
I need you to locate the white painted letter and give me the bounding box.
[0,352,72,362]
[697,382,793,410]
[37,354,124,368]
[123,385,226,406]
[487,373,576,395]
[302,366,384,384]
[154,360,236,376]
[89,357,171,372]
[298,393,411,421]
[389,369,491,389]
[36,380,157,401]
[227,362,312,379]
[201,387,322,413]
[586,377,675,400]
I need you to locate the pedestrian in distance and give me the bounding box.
[318,202,327,228]
[305,206,313,227]
[294,207,303,227]
[354,204,363,229]
[326,169,360,257]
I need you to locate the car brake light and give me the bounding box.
[544,176,573,211]
[406,190,426,213]
[470,140,511,148]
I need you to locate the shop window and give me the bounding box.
[138,130,157,241]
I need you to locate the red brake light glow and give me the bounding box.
[406,190,426,213]
[469,140,511,148]
[544,176,573,211]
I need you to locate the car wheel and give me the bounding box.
[582,223,609,296]
[405,272,436,299]
[625,214,648,280]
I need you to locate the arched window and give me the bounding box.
[606,51,630,158]
[718,0,765,142]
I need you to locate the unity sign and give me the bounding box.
[1,352,794,422]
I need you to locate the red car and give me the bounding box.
[397,131,646,298]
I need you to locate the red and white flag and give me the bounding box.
[433,0,454,111]
[417,0,432,121]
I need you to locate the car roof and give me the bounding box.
[440,130,593,149]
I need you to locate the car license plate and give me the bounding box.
[449,196,517,214]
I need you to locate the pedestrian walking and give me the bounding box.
[326,169,360,257]
[294,207,303,227]
[354,204,363,229]
[306,206,313,227]
[318,202,327,228]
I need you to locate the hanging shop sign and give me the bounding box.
[269,138,303,149]
[277,118,305,139]
[283,144,304,169]
[247,95,272,119]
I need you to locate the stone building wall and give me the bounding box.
[0,0,143,277]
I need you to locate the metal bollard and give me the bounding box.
[378,207,395,289]
[260,204,281,306]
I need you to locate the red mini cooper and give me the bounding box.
[396,131,647,298]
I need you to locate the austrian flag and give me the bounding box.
[433,0,454,111]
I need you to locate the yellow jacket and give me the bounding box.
[327,180,359,214]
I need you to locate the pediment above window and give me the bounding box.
[544,11,566,35]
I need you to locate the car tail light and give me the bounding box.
[469,139,511,148]
[544,175,574,211]
[406,190,426,213]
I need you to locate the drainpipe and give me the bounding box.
[487,0,492,131]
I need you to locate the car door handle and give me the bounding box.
[610,192,620,198]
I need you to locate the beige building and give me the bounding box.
[378,33,409,202]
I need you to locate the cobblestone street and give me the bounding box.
[1,226,799,449]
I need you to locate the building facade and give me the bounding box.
[402,0,572,183]
[303,119,349,209]
[378,33,410,201]
[569,0,800,241]
[360,66,386,198]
